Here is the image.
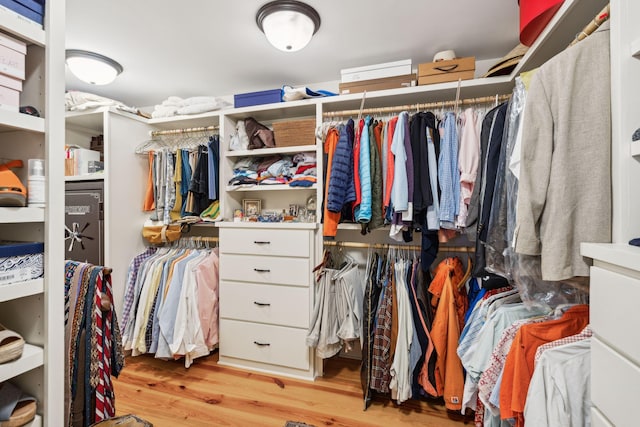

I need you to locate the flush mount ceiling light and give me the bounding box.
[65,49,123,85]
[256,0,321,52]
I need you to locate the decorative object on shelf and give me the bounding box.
[65,49,123,85]
[0,160,26,207]
[629,238,640,247]
[289,204,299,217]
[632,128,640,141]
[233,209,244,222]
[306,195,316,212]
[243,199,262,217]
[256,0,321,52]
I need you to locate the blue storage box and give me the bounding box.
[0,0,43,25]
[0,241,44,285]
[234,88,282,108]
[16,0,44,16]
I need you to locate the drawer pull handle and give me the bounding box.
[254,301,271,307]
[253,268,271,273]
[253,341,271,347]
[254,241,271,244]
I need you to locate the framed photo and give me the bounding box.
[243,199,261,217]
[289,204,299,217]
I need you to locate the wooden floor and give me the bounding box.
[113,352,471,427]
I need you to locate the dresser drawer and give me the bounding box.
[219,319,310,370]
[219,253,310,287]
[591,337,640,427]
[590,266,640,364]
[219,281,309,328]
[220,228,310,257]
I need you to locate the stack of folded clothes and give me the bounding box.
[228,152,317,188]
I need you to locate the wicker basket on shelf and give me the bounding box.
[272,118,316,147]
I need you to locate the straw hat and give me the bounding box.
[483,44,529,78]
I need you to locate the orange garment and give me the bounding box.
[374,120,384,159]
[429,257,468,410]
[322,128,341,238]
[499,304,590,426]
[383,117,398,212]
[143,151,155,211]
[352,119,364,216]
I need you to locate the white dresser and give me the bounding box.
[582,243,640,427]
[217,222,318,379]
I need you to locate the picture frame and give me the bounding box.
[242,199,261,217]
[289,204,299,217]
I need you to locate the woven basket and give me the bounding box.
[272,118,316,147]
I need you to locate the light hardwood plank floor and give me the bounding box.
[113,352,470,427]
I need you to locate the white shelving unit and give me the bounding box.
[0,3,65,426]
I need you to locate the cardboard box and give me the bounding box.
[341,59,412,83]
[0,31,25,80]
[0,83,19,111]
[234,88,282,108]
[339,73,416,95]
[418,56,476,86]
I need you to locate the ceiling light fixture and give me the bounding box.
[256,0,321,52]
[65,49,123,85]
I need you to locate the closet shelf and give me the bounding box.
[225,99,318,122]
[630,37,640,58]
[0,207,44,223]
[216,221,318,230]
[225,145,317,157]
[509,0,609,76]
[0,279,44,303]
[0,5,45,46]
[0,343,44,383]
[226,184,317,192]
[581,243,640,274]
[0,110,44,134]
[65,174,105,182]
[631,140,640,157]
[147,110,221,128]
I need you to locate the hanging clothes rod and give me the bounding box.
[323,240,474,253]
[322,94,511,118]
[569,3,610,47]
[150,125,219,138]
[178,236,219,243]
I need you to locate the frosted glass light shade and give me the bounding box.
[256,1,321,52]
[66,50,123,85]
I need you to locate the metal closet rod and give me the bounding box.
[178,236,219,243]
[323,240,474,253]
[323,94,512,118]
[150,125,219,138]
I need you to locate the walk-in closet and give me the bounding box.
[0,0,638,426]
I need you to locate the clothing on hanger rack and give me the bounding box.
[119,239,220,368]
[64,261,124,427]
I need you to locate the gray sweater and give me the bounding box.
[514,22,611,281]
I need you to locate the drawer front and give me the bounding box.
[220,228,310,257]
[591,337,640,427]
[590,266,640,363]
[219,253,310,287]
[219,319,310,370]
[219,281,310,328]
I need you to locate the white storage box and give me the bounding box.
[0,241,44,285]
[340,59,412,83]
[0,30,25,80]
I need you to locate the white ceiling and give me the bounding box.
[65,0,521,109]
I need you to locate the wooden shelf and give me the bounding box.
[509,0,610,76]
[0,344,44,383]
[225,145,317,157]
[0,279,44,303]
[0,207,44,223]
[0,109,44,133]
[0,4,44,46]
[226,184,316,192]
